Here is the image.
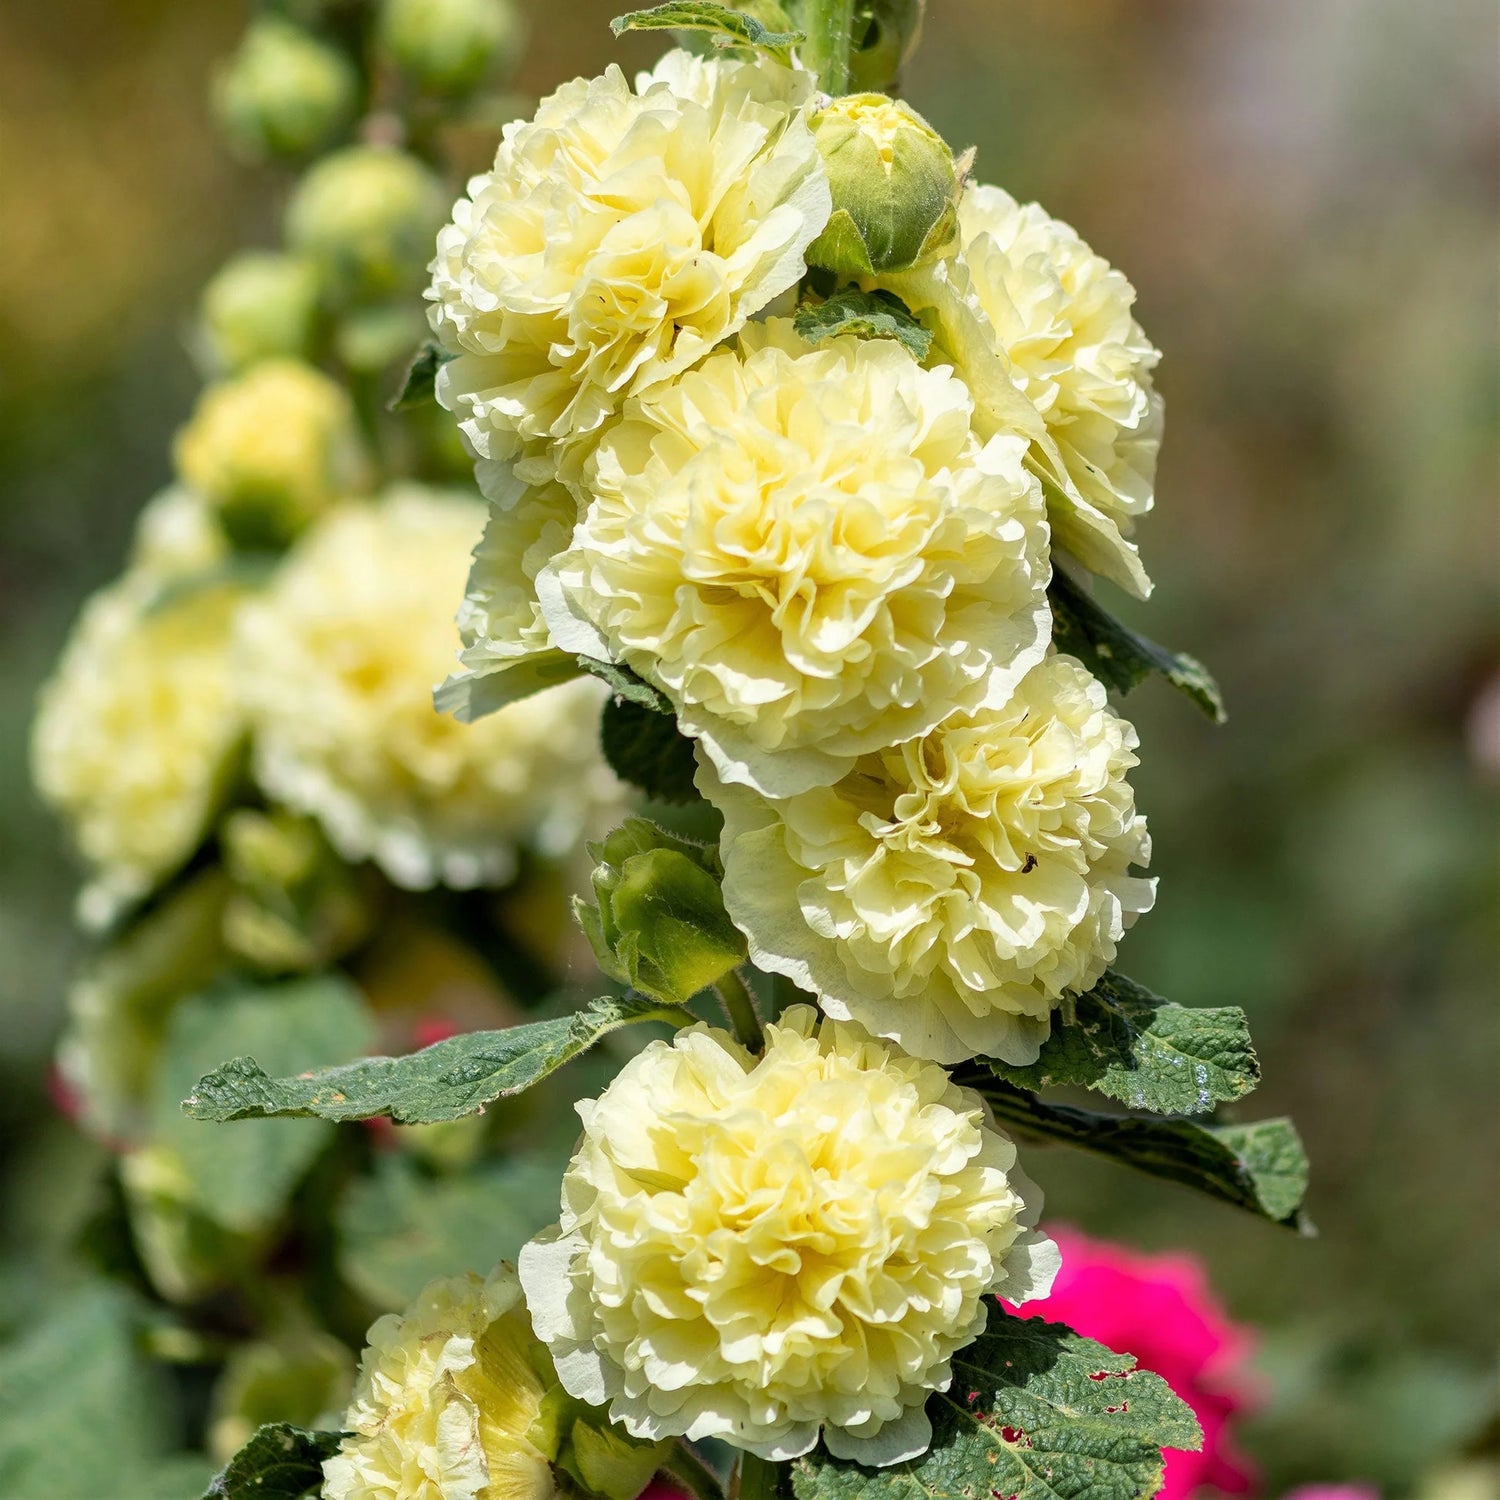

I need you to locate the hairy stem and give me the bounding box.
[735,1454,788,1500]
[715,968,765,1050]
[666,1440,728,1500]
[800,0,856,94]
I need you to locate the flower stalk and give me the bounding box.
[800,0,856,94]
[715,967,764,1050]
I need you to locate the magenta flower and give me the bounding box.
[1005,1226,1258,1499]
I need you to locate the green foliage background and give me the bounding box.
[0,0,1494,1491]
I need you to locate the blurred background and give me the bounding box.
[1,0,1495,1492]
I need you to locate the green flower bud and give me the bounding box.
[213,18,359,161]
[849,0,927,93]
[574,818,746,1005]
[285,144,448,304]
[805,93,960,277]
[376,0,525,97]
[209,1329,355,1463]
[333,301,429,373]
[199,251,322,375]
[529,1383,669,1500]
[221,809,374,974]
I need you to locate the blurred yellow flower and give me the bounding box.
[235,486,620,890]
[703,655,1155,1065]
[426,48,830,487]
[323,1266,555,1500]
[32,575,244,928]
[520,1005,1057,1466]
[956,184,1163,596]
[542,319,1050,797]
[173,358,368,548]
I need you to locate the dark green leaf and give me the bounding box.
[986,971,1258,1115]
[158,976,375,1231]
[388,340,455,411]
[601,695,700,803]
[1049,566,1226,723]
[204,1423,344,1500]
[184,994,683,1125]
[792,1303,1201,1500]
[611,2,803,61]
[793,288,934,361]
[963,1078,1311,1231]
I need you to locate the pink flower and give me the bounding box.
[1005,1226,1258,1499]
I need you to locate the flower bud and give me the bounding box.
[573,818,746,1005]
[198,252,322,375]
[208,1329,355,1463]
[221,809,374,974]
[173,359,368,549]
[213,17,359,161]
[532,1386,669,1500]
[285,144,447,304]
[376,0,525,97]
[805,93,960,277]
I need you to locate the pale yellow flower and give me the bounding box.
[542,319,1050,796]
[236,487,621,890]
[520,1006,1057,1466]
[174,358,368,546]
[32,574,245,928]
[426,48,830,488]
[702,656,1155,1065]
[954,183,1163,596]
[128,486,229,579]
[323,1266,556,1500]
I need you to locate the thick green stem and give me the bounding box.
[800,0,855,94]
[735,1454,787,1500]
[715,968,764,1050]
[666,1440,728,1500]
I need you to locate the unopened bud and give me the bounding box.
[285,145,447,304]
[376,0,525,97]
[213,18,358,161]
[199,251,323,375]
[806,93,959,277]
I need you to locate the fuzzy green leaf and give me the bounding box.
[158,976,375,1231]
[388,340,454,411]
[204,1423,344,1500]
[611,3,803,62]
[965,1079,1312,1231]
[793,288,934,361]
[581,655,674,713]
[600,695,701,803]
[987,971,1259,1115]
[1049,567,1226,722]
[792,1304,1201,1500]
[435,648,587,723]
[184,994,683,1125]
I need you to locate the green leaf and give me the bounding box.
[601,695,700,803]
[388,340,455,411]
[0,1284,204,1500]
[581,655,674,713]
[435,649,588,723]
[337,1153,565,1309]
[1049,566,1226,723]
[204,1423,344,1500]
[964,1079,1312,1231]
[158,976,375,1232]
[793,288,934,361]
[611,2,804,62]
[184,994,683,1125]
[792,1303,1201,1500]
[986,971,1258,1115]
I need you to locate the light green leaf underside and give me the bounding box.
[611,3,804,63]
[987,971,1258,1115]
[793,288,935,361]
[965,1079,1312,1231]
[1049,565,1226,723]
[183,994,684,1125]
[792,1305,1201,1500]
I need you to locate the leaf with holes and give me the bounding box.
[965,1079,1312,1231]
[183,994,684,1125]
[986,971,1258,1115]
[792,1304,1201,1500]
[1049,566,1225,722]
[793,288,934,361]
[204,1423,344,1499]
[611,3,803,62]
